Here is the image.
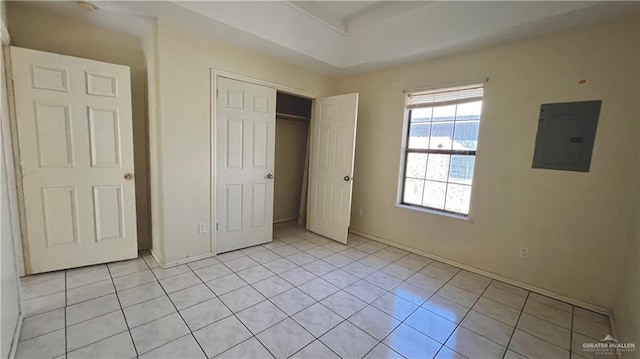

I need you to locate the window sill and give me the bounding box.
[394,204,474,223]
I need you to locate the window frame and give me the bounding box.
[397,84,484,218]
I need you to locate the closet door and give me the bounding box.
[216,77,276,253]
[307,93,359,244]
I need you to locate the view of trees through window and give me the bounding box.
[402,98,482,215]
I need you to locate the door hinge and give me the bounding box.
[216,89,219,98]
[216,223,219,231]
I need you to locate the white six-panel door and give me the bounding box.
[11,47,137,274]
[307,93,359,243]
[216,77,276,253]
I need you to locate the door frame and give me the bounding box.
[4,45,28,276]
[210,69,315,255]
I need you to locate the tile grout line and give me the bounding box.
[266,229,589,358]
[473,295,525,327]
[509,295,577,357]
[19,307,125,345]
[20,230,604,359]
[433,284,533,351]
[332,260,416,358]
[482,292,577,353]
[22,256,379,352]
[193,258,281,359]
[64,265,181,310]
[569,305,575,359]
[212,246,368,358]
[19,264,106,296]
[19,288,67,303]
[65,287,113,308]
[376,262,465,359]
[20,275,65,289]
[105,264,140,359]
[26,257,207,354]
[432,276,487,355]
[280,287,368,358]
[38,248,446,358]
[251,275,356,358]
[513,310,576,354]
[232,243,432,358]
[21,257,162,306]
[142,259,210,358]
[62,330,132,356]
[501,291,531,359]
[283,249,416,358]
[198,258,304,358]
[364,241,578,358]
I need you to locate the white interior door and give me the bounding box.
[216,77,276,253]
[11,47,137,274]
[307,93,359,243]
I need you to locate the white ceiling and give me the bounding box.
[20,1,640,75]
[288,0,392,32]
[312,1,383,19]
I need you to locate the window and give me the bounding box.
[401,83,484,216]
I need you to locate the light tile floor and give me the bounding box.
[16,222,613,359]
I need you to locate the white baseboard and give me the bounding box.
[9,313,23,359]
[274,217,298,224]
[151,249,214,269]
[350,229,610,315]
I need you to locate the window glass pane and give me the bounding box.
[455,101,482,121]
[403,178,424,205]
[422,180,446,209]
[411,108,432,122]
[448,155,475,185]
[405,153,427,179]
[453,120,479,150]
[403,89,482,216]
[445,184,472,214]
[429,122,454,150]
[408,123,431,149]
[432,105,456,122]
[425,154,450,182]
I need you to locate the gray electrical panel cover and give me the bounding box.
[532,100,601,172]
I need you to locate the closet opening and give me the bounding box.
[274,92,313,227]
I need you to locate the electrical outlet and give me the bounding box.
[198,223,208,234]
[520,247,529,258]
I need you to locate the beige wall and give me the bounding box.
[143,19,164,262]
[152,19,337,264]
[613,229,639,357]
[1,1,21,356]
[6,2,152,250]
[274,118,308,222]
[611,76,640,355]
[337,16,640,310]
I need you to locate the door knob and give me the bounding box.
[343,175,351,181]
[124,173,134,180]
[267,173,274,179]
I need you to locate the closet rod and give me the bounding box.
[276,112,310,122]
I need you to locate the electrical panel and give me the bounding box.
[532,100,601,172]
